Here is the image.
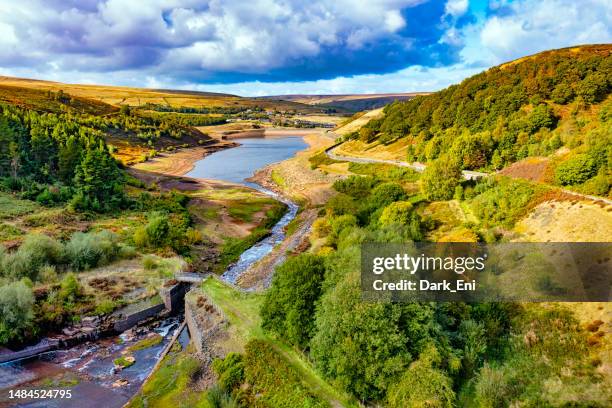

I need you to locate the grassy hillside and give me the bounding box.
[0,76,320,112]
[344,44,611,197]
[262,93,427,112]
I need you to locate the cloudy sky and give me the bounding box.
[0,0,610,96]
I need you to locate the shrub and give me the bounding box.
[554,154,597,185]
[325,193,357,216]
[212,352,245,391]
[1,234,64,281]
[420,157,462,201]
[145,212,170,247]
[142,255,158,270]
[261,254,326,348]
[387,352,455,408]
[0,280,35,344]
[65,230,121,271]
[333,175,377,198]
[59,273,82,304]
[312,218,331,238]
[94,298,117,315]
[369,182,406,208]
[243,339,328,407]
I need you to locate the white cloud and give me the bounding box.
[445,0,469,18]
[185,63,485,96]
[0,0,423,75]
[478,0,612,63]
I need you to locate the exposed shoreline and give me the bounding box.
[132,128,323,181]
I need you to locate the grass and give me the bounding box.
[114,356,136,369]
[0,192,40,219]
[129,333,163,352]
[201,277,357,407]
[127,350,207,408]
[309,150,340,169]
[348,162,419,182]
[227,197,279,223]
[271,169,287,188]
[0,223,24,241]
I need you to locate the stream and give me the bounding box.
[0,135,308,407]
[186,136,307,284]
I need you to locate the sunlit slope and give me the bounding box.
[336,44,612,197]
[0,76,319,112]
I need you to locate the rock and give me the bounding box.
[62,328,78,336]
[81,316,99,327]
[112,379,129,388]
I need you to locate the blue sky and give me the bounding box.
[0,0,610,96]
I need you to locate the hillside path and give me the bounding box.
[325,131,612,205]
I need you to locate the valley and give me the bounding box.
[0,43,610,408]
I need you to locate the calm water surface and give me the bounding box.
[186,136,307,187]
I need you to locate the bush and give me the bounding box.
[554,154,597,185]
[378,201,422,240]
[65,230,121,271]
[212,352,245,392]
[243,339,328,407]
[94,298,117,315]
[145,212,170,247]
[1,234,64,281]
[325,193,357,216]
[369,182,406,208]
[470,178,540,227]
[142,255,158,270]
[333,175,377,198]
[261,254,326,348]
[0,280,35,344]
[387,349,455,408]
[59,273,82,304]
[420,157,462,201]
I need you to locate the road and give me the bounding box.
[324,131,612,205]
[324,131,487,180]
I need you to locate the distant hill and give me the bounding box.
[343,44,611,197]
[0,76,320,113]
[260,93,427,112]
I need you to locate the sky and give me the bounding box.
[0,0,610,96]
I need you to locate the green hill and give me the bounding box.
[347,44,611,196]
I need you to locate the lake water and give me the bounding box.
[187,136,308,285]
[186,136,308,187]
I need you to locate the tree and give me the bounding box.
[72,143,124,211]
[387,347,455,408]
[420,157,462,201]
[58,136,81,182]
[554,154,597,185]
[261,254,326,349]
[0,280,35,344]
[311,274,434,401]
[325,193,357,216]
[369,182,406,208]
[551,82,574,104]
[379,201,414,226]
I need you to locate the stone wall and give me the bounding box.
[113,303,165,332]
[184,288,226,354]
[160,282,190,313]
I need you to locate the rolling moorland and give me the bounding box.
[0,44,610,408]
[260,93,428,113]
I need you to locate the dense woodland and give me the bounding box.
[349,45,611,197]
[0,93,216,345]
[214,170,607,407]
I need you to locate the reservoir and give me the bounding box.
[187,135,308,284]
[186,136,308,187]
